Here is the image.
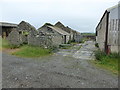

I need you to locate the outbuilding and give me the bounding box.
[38,24,70,45]
[0,22,18,39]
[96,4,120,53]
[54,21,82,42]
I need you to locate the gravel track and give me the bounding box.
[2,41,118,88]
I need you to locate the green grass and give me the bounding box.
[1,38,19,49]
[1,38,9,48]
[93,50,119,74]
[1,37,52,58]
[0,38,11,49]
[12,45,52,58]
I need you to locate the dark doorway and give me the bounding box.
[64,35,66,44]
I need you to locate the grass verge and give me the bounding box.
[92,50,119,75]
[1,37,52,58]
[12,45,52,58]
[1,37,19,49]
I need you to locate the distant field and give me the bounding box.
[81,33,95,36]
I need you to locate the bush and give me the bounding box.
[95,50,106,61]
[108,53,120,58]
[95,43,99,48]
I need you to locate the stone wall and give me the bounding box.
[74,34,83,43]
[51,35,63,46]
[96,12,108,52]
[7,29,26,46]
[7,21,81,49]
[28,31,53,48]
[18,21,36,32]
[38,25,64,45]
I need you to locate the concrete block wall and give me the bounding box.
[96,12,108,51]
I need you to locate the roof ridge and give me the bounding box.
[107,3,120,11]
[47,25,70,35]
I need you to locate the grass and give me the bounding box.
[0,37,52,58]
[0,37,19,49]
[0,37,11,49]
[12,45,52,58]
[92,50,119,75]
[1,38,9,49]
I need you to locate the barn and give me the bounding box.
[96,4,120,53]
[55,21,82,42]
[38,23,70,45]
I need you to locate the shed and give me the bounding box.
[0,22,18,39]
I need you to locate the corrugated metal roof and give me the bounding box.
[0,22,18,27]
[107,4,120,11]
[47,26,70,36]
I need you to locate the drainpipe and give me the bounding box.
[105,11,110,54]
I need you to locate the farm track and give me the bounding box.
[2,41,118,88]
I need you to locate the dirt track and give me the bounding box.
[2,41,118,88]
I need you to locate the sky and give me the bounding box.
[0,0,119,33]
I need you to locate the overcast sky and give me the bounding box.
[0,0,119,33]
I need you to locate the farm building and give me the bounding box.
[55,21,82,42]
[38,23,70,45]
[18,21,36,32]
[7,21,55,48]
[96,4,120,53]
[0,22,18,39]
[8,21,38,46]
[55,22,74,41]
